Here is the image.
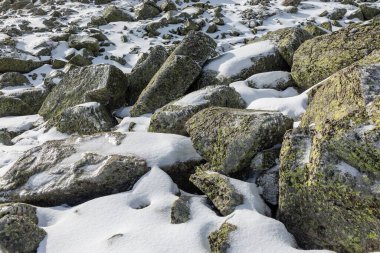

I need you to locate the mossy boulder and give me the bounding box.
[126,45,169,105]
[0,133,150,206]
[260,27,312,67]
[68,35,100,54]
[103,6,134,22]
[291,19,380,89]
[0,72,30,88]
[359,4,380,20]
[208,222,237,253]
[190,169,243,216]
[279,63,380,252]
[52,102,117,135]
[0,88,47,117]
[149,85,245,136]
[129,32,216,116]
[0,203,46,253]
[0,46,45,73]
[186,107,293,175]
[135,0,161,20]
[39,64,128,133]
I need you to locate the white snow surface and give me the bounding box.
[37,168,333,253]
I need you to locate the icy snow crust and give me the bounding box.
[0,0,364,252]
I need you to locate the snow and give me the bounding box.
[204,40,277,78]
[173,87,217,106]
[245,71,292,89]
[0,115,42,132]
[36,168,332,253]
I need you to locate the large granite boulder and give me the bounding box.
[126,45,169,105]
[260,27,312,67]
[149,85,245,135]
[291,19,380,89]
[196,40,289,89]
[186,107,293,175]
[0,203,46,253]
[279,62,380,252]
[39,64,128,133]
[129,32,216,117]
[0,46,45,73]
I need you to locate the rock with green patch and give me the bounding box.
[149,85,245,135]
[291,19,380,89]
[196,40,289,89]
[279,63,380,252]
[186,107,293,175]
[0,133,150,206]
[303,23,328,37]
[0,46,45,73]
[125,45,169,105]
[208,222,237,253]
[0,72,30,88]
[68,35,100,54]
[260,27,312,66]
[129,32,216,116]
[171,195,191,224]
[52,102,117,135]
[0,203,46,253]
[190,169,243,216]
[39,64,129,132]
[0,88,47,117]
[103,5,134,22]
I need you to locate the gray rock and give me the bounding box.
[186,107,293,175]
[0,46,45,73]
[171,195,191,224]
[68,35,100,54]
[149,85,245,135]
[103,6,134,22]
[135,0,161,20]
[0,72,30,88]
[360,3,380,20]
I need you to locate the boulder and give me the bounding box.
[126,45,169,105]
[135,0,161,20]
[186,107,293,175]
[360,3,380,20]
[68,35,100,54]
[52,102,117,135]
[196,40,289,89]
[208,222,237,253]
[190,169,243,216]
[279,62,380,252]
[0,88,47,117]
[0,46,45,73]
[39,64,128,132]
[149,85,245,135]
[291,19,380,89]
[103,6,134,22]
[171,195,191,224]
[0,72,30,88]
[129,32,216,116]
[260,27,312,66]
[0,203,46,253]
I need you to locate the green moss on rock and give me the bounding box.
[208,222,237,253]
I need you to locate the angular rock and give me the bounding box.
[103,6,134,22]
[279,63,380,252]
[52,102,117,135]
[186,107,293,175]
[260,27,312,66]
[208,222,237,253]
[126,45,169,105]
[0,46,45,73]
[291,19,380,89]
[68,35,100,54]
[190,169,243,216]
[149,85,245,135]
[197,40,289,89]
[0,72,30,88]
[360,3,380,20]
[0,203,46,253]
[135,0,161,20]
[39,64,128,131]
[171,195,191,224]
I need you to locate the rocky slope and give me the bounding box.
[0,0,379,253]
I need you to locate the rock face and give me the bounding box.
[190,169,243,216]
[291,19,380,89]
[0,203,46,253]
[129,32,216,117]
[260,27,312,67]
[197,40,289,89]
[149,86,245,135]
[0,46,45,73]
[39,64,128,133]
[0,133,150,206]
[126,45,169,105]
[186,107,293,175]
[279,63,380,252]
